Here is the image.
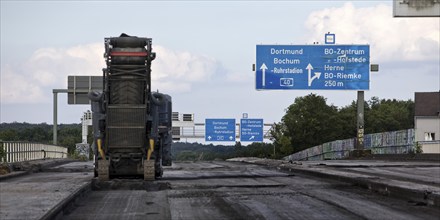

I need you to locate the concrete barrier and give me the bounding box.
[419,141,440,153]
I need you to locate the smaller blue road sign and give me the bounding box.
[240,119,263,142]
[325,33,336,44]
[205,119,236,142]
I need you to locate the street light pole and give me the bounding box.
[52,89,68,145]
[356,90,365,150]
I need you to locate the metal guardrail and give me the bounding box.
[0,141,68,163]
[285,129,416,161]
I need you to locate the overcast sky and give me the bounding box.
[1,1,439,125]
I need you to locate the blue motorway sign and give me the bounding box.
[205,119,236,142]
[256,45,370,90]
[240,119,263,142]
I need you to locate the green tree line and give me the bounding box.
[172,141,275,161]
[270,94,414,155]
[0,123,82,154]
[1,94,414,159]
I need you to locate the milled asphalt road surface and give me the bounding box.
[0,161,94,220]
[62,160,439,220]
[1,159,439,220]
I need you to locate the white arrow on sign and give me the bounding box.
[260,63,268,87]
[306,63,322,87]
[249,136,255,141]
[208,136,212,140]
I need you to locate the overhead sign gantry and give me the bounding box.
[256,45,370,90]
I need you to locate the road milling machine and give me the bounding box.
[89,33,172,181]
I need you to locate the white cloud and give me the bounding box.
[1,43,221,104]
[1,65,46,103]
[304,3,440,63]
[301,2,439,106]
[151,45,220,92]
[1,43,104,104]
[225,71,253,83]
